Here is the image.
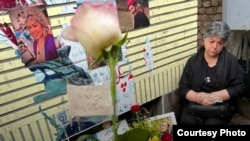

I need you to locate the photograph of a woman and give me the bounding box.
[9,5,58,66]
[25,6,58,64]
[160,118,173,141]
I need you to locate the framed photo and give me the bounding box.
[148,112,177,141]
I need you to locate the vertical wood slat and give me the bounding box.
[154,73,161,99]
[135,80,142,104]
[11,129,23,141]
[30,122,43,141]
[140,79,146,104]
[171,67,176,91]
[167,69,172,93]
[46,116,58,141]
[162,71,168,95]
[38,119,52,141]
[158,71,164,96]
[150,75,156,100]
[144,77,151,103]
[1,132,12,141]
[2,132,13,141]
[20,126,33,141]
[135,64,186,103]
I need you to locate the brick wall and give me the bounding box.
[198,0,222,46]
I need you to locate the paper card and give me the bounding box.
[143,37,154,70]
[56,110,68,126]
[116,71,136,115]
[89,66,110,86]
[93,119,130,141]
[68,85,113,116]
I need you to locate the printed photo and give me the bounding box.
[8,5,58,66]
[148,112,177,141]
[116,0,150,32]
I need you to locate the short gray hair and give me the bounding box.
[204,21,231,42]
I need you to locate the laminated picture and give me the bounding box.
[117,0,150,32]
[9,4,58,66]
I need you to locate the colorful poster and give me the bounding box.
[9,4,58,66]
[7,5,91,104]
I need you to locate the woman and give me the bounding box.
[160,119,172,141]
[178,21,245,125]
[25,6,58,64]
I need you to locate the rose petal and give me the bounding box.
[60,26,78,41]
[69,1,122,59]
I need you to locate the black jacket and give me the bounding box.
[178,47,245,103]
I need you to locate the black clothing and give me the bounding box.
[178,47,245,124]
[133,12,150,29]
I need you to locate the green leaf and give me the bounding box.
[118,128,150,141]
[76,134,100,141]
[114,32,128,48]
[88,53,104,69]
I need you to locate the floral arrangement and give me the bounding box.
[129,104,162,141]
[61,1,163,141]
[129,104,174,141]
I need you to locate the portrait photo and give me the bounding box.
[8,4,58,66]
[116,0,150,32]
[148,112,177,141]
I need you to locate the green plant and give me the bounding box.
[129,104,161,141]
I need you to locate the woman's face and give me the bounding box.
[161,122,169,132]
[26,18,44,40]
[204,35,224,57]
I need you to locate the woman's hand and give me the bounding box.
[196,92,215,106]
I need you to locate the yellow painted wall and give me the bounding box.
[0,0,197,140]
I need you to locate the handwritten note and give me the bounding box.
[68,85,113,116]
[143,37,154,70]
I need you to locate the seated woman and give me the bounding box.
[178,21,245,125]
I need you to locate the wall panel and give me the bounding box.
[0,0,198,140]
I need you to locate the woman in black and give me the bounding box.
[178,21,245,125]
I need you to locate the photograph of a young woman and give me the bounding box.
[9,5,58,66]
[24,6,58,64]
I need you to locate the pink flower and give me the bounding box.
[61,1,122,59]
